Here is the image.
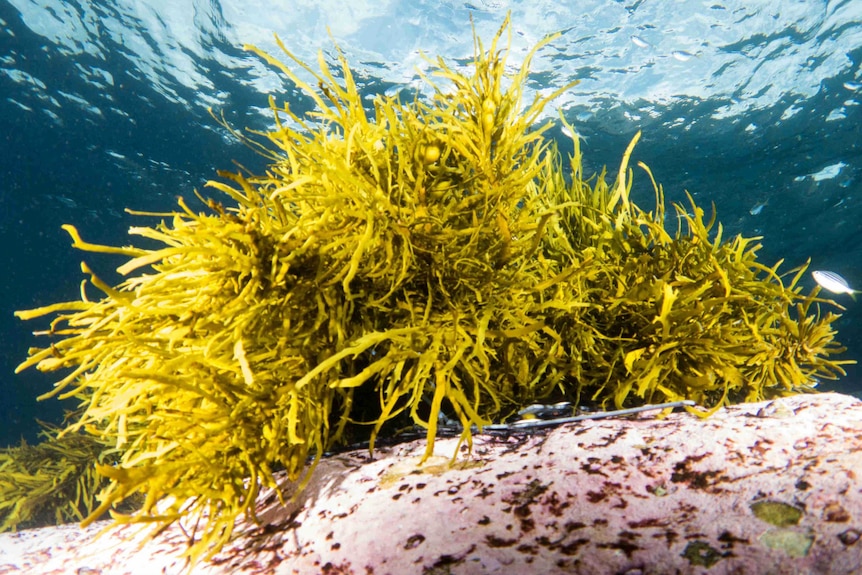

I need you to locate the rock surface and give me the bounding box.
[2,392,862,574]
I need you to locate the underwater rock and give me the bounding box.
[2,392,861,574]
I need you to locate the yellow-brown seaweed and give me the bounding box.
[0,425,109,532]
[5,16,851,563]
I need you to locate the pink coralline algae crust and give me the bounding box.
[1,392,861,575]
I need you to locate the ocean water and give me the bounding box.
[1,0,860,447]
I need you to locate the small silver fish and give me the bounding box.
[631,35,650,48]
[561,125,587,143]
[812,270,857,297]
[671,50,694,62]
[749,201,767,215]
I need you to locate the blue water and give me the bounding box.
[1,0,861,447]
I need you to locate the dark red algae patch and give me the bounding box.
[404,534,426,550]
[822,501,851,523]
[596,530,641,558]
[717,530,749,550]
[422,544,475,574]
[535,534,590,556]
[485,534,518,548]
[505,478,550,505]
[543,490,572,516]
[838,528,861,546]
[627,517,670,529]
[586,490,607,503]
[670,454,726,491]
[500,478,550,532]
[320,561,355,575]
[517,543,538,555]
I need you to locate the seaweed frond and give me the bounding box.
[0,424,111,531]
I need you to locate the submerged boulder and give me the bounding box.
[1,392,861,574]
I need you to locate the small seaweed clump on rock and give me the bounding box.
[6,16,850,562]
